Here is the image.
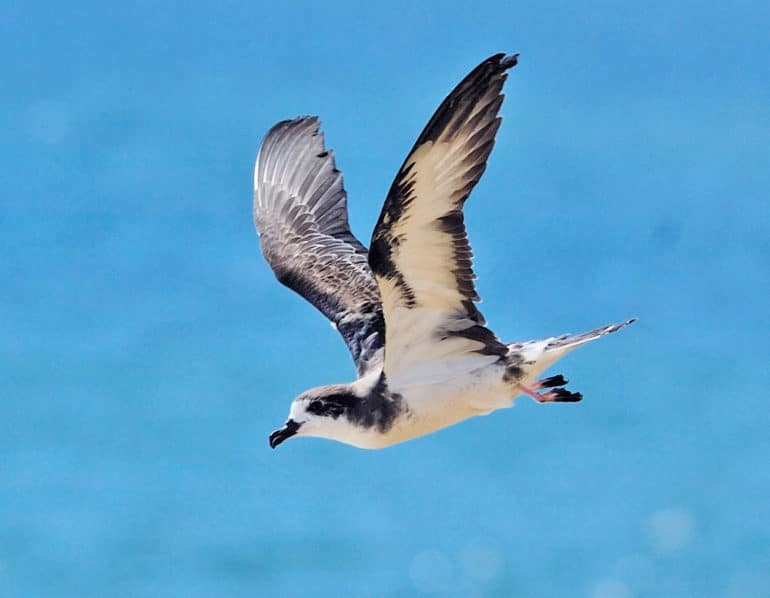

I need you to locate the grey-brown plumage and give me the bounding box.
[255,55,518,379]
[253,117,384,374]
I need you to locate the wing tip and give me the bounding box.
[269,115,320,134]
[260,116,322,148]
[254,115,325,190]
[500,53,519,70]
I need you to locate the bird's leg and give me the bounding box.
[531,374,567,389]
[518,375,582,403]
[517,384,549,401]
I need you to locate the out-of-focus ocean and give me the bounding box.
[2,2,769,596]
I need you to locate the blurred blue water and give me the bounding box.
[2,1,769,596]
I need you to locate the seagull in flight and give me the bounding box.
[253,53,634,449]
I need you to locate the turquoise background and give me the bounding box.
[2,1,769,596]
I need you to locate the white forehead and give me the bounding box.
[288,399,308,421]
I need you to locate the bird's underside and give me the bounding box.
[253,53,635,449]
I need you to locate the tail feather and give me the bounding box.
[505,318,636,385]
[545,318,637,353]
[509,318,635,404]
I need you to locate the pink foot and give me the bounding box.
[517,377,582,403]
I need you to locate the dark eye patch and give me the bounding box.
[306,396,349,418]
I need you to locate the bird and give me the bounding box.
[253,53,635,450]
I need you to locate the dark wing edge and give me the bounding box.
[253,117,384,374]
[369,53,518,360]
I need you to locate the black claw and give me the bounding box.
[539,374,568,388]
[550,388,583,402]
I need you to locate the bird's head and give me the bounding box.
[268,384,358,448]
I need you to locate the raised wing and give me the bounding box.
[368,53,518,381]
[254,117,383,375]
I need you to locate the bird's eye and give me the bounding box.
[308,400,323,413]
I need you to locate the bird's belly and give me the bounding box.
[374,367,513,447]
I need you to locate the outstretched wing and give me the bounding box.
[254,117,383,375]
[368,53,518,381]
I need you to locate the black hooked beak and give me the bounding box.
[269,419,302,449]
